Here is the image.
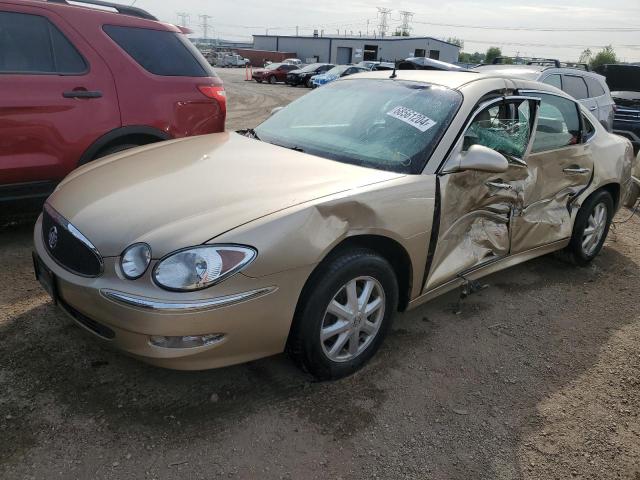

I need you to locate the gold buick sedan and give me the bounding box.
[33,70,638,379]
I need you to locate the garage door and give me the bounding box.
[336,47,352,64]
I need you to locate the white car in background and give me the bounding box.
[283,58,303,66]
[475,60,615,132]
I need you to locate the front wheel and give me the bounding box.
[287,249,398,380]
[565,190,614,265]
[268,75,277,84]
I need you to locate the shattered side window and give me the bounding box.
[463,100,531,159]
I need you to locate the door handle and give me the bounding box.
[62,90,103,99]
[485,181,513,190]
[588,106,597,111]
[563,167,591,175]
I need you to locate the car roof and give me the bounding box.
[346,69,573,97]
[7,0,175,29]
[475,64,607,82]
[474,65,544,80]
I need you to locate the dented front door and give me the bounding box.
[423,96,537,291]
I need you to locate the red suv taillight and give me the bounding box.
[198,85,226,113]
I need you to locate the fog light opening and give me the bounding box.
[149,334,225,349]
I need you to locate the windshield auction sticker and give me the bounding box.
[386,106,437,132]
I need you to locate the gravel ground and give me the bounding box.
[1,68,639,479]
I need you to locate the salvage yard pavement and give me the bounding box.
[1,68,640,479]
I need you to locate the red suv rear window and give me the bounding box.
[103,25,214,77]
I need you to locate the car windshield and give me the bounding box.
[326,65,348,76]
[254,79,462,174]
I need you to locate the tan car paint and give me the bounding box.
[34,71,635,370]
[48,132,403,257]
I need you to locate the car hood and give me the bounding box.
[596,64,640,94]
[48,132,403,257]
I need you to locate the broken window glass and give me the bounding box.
[463,100,531,159]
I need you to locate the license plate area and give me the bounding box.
[33,252,58,304]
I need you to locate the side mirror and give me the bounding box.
[270,106,284,116]
[458,145,509,173]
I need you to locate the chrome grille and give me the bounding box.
[42,204,103,277]
[614,107,640,123]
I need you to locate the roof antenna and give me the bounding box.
[390,60,398,79]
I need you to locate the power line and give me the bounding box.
[176,12,190,27]
[377,7,392,37]
[398,11,414,36]
[199,14,212,39]
[412,19,640,32]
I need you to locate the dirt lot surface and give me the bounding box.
[2,68,640,480]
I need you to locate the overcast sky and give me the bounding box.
[126,0,640,62]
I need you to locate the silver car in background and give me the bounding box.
[475,62,615,131]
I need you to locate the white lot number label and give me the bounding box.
[386,106,437,132]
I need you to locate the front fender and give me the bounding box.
[211,176,436,298]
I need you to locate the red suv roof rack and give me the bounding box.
[46,0,158,21]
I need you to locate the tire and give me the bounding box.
[256,79,262,83]
[94,143,139,160]
[306,78,313,88]
[287,248,399,380]
[565,189,614,265]
[268,75,277,84]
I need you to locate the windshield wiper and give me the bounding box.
[239,128,261,140]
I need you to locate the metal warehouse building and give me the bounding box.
[252,35,460,65]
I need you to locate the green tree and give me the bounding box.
[485,47,502,64]
[446,37,464,49]
[590,45,617,69]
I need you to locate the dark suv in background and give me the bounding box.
[0,0,226,214]
[596,64,640,154]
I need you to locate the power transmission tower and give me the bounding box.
[377,7,392,37]
[199,14,212,40]
[176,12,190,27]
[398,10,413,36]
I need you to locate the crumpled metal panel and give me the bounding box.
[425,170,519,289]
[510,144,594,253]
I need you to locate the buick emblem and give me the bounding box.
[48,226,58,250]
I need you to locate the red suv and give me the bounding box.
[252,63,299,84]
[0,0,226,213]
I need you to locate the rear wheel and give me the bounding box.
[565,190,614,265]
[287,249,398,380]
[306,78,313,88]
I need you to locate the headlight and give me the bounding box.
[153,245,256,292]
[120,243,151,279]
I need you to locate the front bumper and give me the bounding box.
[33,215,310,370]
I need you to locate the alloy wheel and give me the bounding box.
[320,276,385,363]
[581,202,608,256]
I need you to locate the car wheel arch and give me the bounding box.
[597,183,621,212]
[79,126,172,166]
[296,234,413,314]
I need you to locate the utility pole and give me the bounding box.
[176,12,190,27]
[199,14,212,40]
[296,25,299,36]
[398,10,413,36]
[377,7,392,38]
[366,19,369,36]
